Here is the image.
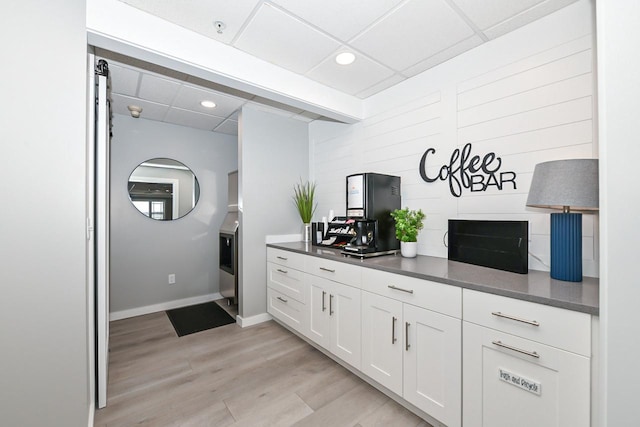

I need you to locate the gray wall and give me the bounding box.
[238,107,309,319]
[110,114,237,313]
[0,1,90,425]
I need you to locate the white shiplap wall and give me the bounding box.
[309,0,598,277]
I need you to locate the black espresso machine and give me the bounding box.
[342,173,401,257]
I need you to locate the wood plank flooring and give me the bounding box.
[94,302,432,427]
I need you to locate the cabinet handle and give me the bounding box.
[388,285,414,294]
[322,291,326,312]
[276,268,288,274]
[405,322,411,351]
[491,312,540,327]
[276,256,288,261]
[276,296,288,303]
[329,294,334,315]
[320,267,336,273]
[392,317,398,344]
[492,340,540,359]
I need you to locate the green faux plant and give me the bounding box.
[390,207,426,242]
[292,180,317,224]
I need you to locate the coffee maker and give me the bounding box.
[342,173,401,257]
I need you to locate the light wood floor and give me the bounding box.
[94,302,432,427]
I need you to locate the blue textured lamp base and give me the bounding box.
[550,212,582,282]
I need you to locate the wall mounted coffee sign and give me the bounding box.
[418,143,517,197]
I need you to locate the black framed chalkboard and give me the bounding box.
[448,220,528,274]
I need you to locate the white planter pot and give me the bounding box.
[400,241,418,258]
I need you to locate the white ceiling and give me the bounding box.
[105,0,579,131]
[98,50,325,135]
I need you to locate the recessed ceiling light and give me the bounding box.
[335,52,356,65]
[200,100,216,108]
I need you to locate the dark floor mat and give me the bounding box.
[166,301,235,337]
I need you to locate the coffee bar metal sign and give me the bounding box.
[419,143,517,197]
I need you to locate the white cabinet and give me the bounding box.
[462,289,591,427]
[404,304,461,426]
[361,272,462,427]
[266,249,308,336]
[361,290,404,394]
[308,273,361,369]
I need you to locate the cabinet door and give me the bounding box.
[307,276,331,348]
[463,322,590,427]
[361,291,403,395]
[403,304,461,427]
[331,282,361,369]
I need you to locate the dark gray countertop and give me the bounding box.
[267,242,599,315]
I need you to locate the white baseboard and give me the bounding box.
[110,293,223,321]
[236,312,272,327]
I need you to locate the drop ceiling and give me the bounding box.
[106,0,580,131]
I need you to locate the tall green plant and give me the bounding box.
[390,207,426,242]
[292,180,317,223]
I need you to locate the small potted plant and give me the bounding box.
[292,180,317,242]
[390,207,426,258]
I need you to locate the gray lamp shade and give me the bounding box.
[526,159,599,211]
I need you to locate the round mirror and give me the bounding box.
[128,158,200,220]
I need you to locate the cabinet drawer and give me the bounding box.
[267,262,305,303]
[305,257,362,288]
[463,322,590,427]
[267,248,305,271]
[463,289,591,356]
[362,269,461,318]
[267,288,306,334]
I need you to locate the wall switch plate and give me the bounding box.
[168,274,176,285]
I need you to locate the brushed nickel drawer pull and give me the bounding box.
[329,294,334,315]
[392,316,397,344]
[320,267,336,273]
[276,256,288,261]
[322,291,326,312]
[492,340,540,359]
[491,312,540,327]
[405,322,411,351]
[276,296,288,303]
[276,268,288,274]
[388,285,414,294]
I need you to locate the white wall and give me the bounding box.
[596,1,640,425]
[110,114,237,314]
[238,106,309,319]
[0,1,90,425]
[310,0,598,277]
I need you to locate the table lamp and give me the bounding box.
[526,159,599,282]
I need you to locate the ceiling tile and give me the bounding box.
[307,49,396,95]
[109,64,140,97]
[233,3,341,74]
[214,119,239,135]
[164,107,225,131]
[111,94,170,122]
[138,73,182,104]
[451,0,545,30]
[270,0,404,41]
[173,85,247,118]
[482,0,580,40]
[355,74,406,99]
[351,0,475,71]
[401,35,484,77]
[118,0,261,44]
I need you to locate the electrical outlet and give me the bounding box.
[168,274,176,285]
